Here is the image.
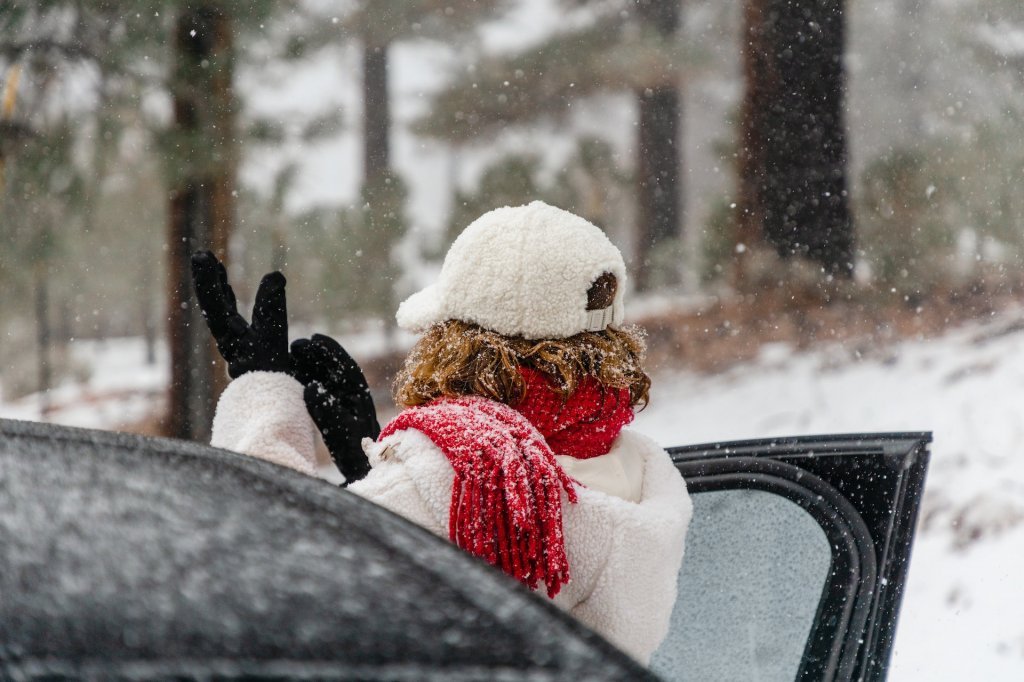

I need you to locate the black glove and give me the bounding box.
[191,250,290,379]
[291,334,379,485]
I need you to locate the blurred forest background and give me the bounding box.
[3,0,1024,438]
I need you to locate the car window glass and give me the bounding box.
[650,489,832,681]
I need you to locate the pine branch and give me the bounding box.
[0,119,40,145]
[348,0,509,47]
[414,18,688,143]
[0,38,96,62]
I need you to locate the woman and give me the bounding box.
[196,201,692,664]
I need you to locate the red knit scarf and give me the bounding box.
[514,367,634,459]
[377,372,634,597]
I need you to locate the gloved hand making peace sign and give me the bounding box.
[191,251,290,379]
[190,250,376,484]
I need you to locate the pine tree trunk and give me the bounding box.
[143,290,156,367]
[734,0,770,290]
[363,42,390,184]
[166,6,234,441]
[35,264,51,416]
[634,0,682,292]
[737,0,853,281]
[897,0,927,136]
[0,64,22,205]
[362,38,404,341]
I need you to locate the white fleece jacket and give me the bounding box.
[211,371,692,664]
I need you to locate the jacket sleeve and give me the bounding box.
[347,430,452,538]
[210,371,319,477]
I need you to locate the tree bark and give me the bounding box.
[633,0,682,292]
[0,64,23,206]
[166,5,234,441]
[35,263,51,416]
[737,0,853,282]
[363,42,390,184]
[361,38,405,341]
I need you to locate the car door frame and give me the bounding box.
[668,432,931,682]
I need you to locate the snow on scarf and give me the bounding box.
[379,395,579,597]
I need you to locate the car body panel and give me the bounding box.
[0,419,653,681]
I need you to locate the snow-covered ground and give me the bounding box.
[3,314,1024,679]
[0,337,168,429]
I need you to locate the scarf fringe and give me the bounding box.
[380,396,578,598]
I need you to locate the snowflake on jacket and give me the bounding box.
[205,201,692,664]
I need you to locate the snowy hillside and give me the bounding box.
[3,313,1024,679]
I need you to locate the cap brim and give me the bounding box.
[395,284,445,332]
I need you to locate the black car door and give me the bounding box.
[650,433,931,682]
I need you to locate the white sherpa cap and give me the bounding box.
[397,201,626,340]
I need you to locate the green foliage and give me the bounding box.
[946,122,1024,261]
[1,121,82,276]
[548,136,633,246]
[857,115,1024,300]
[0,2,172,77]
[295,173,411,324]
[0,109,165,397]
[699,199,738,285]
[346,0,510,48]
[232,163,407,329]
[858,149,955,298]
[299,110,345,142]
[416,17,693,142]
[349,174,408,317]
[447,155,548,243]
[1,1,173,291]
[446,136,632,246]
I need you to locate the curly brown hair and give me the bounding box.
[393,320,651,409]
